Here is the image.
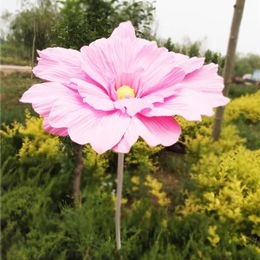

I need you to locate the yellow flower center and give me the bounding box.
[117,85,135,99]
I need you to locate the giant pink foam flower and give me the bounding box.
[20,21,229,154]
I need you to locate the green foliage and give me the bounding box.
[0,72,39,124]
[6,0,58,59]
[229,84,259,99]
[54,0,155,49]
[234,54,260,76]
[0,44,30,64]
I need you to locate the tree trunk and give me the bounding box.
[212,0,246,140]
[31,20,36,79]
[73,145,84,207]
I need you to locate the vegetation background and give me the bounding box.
[1,0,260,259]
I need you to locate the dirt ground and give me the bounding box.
[0,65,32,75]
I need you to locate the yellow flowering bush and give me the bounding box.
[145,175,170,207]
[125,140,162,174]
[207,225,220,247]
[179,147,260,242]
[225,90,260,123]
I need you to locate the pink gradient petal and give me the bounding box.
[179,63,224,92]
[33,47,86,84]
[80,22,196,99]
[141,67,185,98]
[71,78,114,111]
[70,111,130,154]
[110,21,136,39]
[20,82,76,116]
[135,44,176,94]
[43,117,68,136]
[114,98,154,116]
[143,90,229,120]
[171,54,205,74]
[142,63,229,120]
[113,115,181,153]
[113,119,138,153]
[48,94,130,153]
[134,115,181,147]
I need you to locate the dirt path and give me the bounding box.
[0,64,32,74]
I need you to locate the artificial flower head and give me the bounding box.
[20,21,229,154]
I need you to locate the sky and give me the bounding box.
[1,0,260,55]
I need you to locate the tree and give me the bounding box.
[53,0,155,49]
[234,54,260,76]
[7,0,58,59]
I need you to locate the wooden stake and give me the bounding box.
[212,0,246,140]
[73,145,84,207]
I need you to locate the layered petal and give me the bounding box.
[33,47,86,84]
[178,63,224,92]
[114,98,153,116]
[80,22,183,96]
[134,115,181,147]
[113,119,138,153]
[142,64,229,120]
[143,90,229,120]
[113,115,181,153]
[71,78,115,111]
[20,82,76,116]
[141,67,185,98]
[110,21,136,39]
[48,93,130,153]
[43,117,68,136]
[170,53,205,74]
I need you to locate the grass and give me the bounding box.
[234,117,260,150]
[0,72,39,124]
[0,56,31,66]
[229,83,259,98]
[0,44,31,66]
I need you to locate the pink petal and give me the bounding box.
[113,115,181,153]
[114,97,155,116]
[43,117,68,136]
[20,82,76,116]
[142,63,229,120]
[171,53,205,74]
[136,44,176,94]
[80,41,113,92]
[143,90,229,120]
[73,111,130,154]
[110,21,136,39]
[48,94,130,153]
[33,47,86,84]
[141,67,185,98]
[71,78,115,111]
[179,63,224,92]
[81,27,172,97]
[139,55,204,98]
[134,115,181,147]
[113,118,138,153]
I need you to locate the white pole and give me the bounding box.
[115,153,124,250]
